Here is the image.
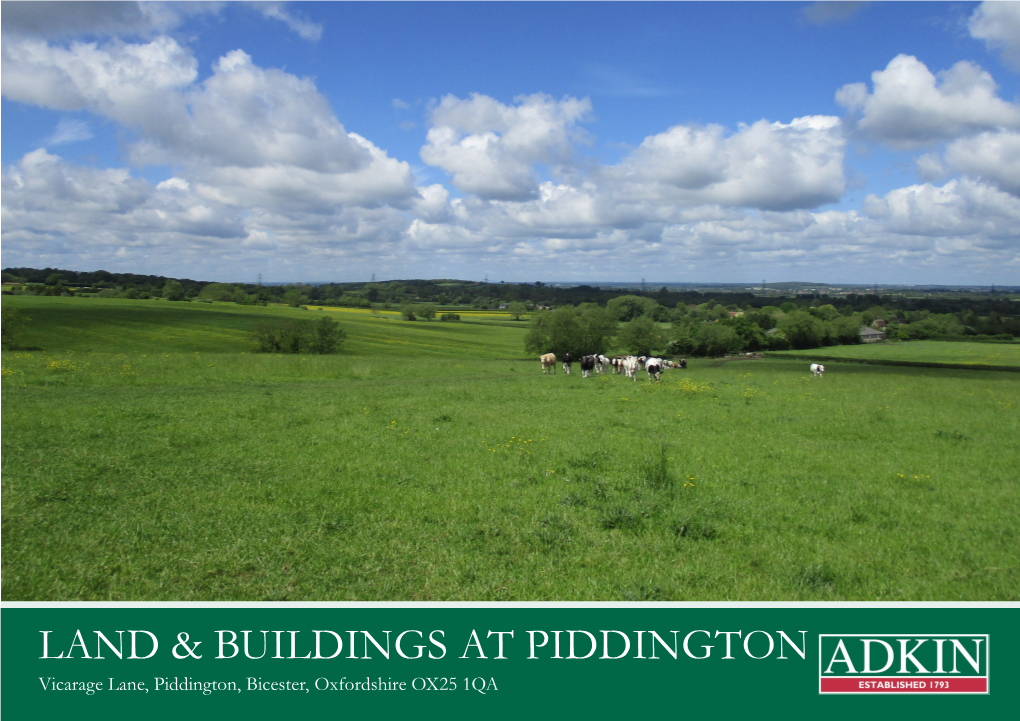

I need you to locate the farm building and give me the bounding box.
[859,326,886,343]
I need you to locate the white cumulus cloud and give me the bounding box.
[608,115,846,211]
[969,1,1020,71]
[421,93,592,201]
[836,54,1020,148]
[943,130,1020,197]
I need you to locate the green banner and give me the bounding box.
[3,605,1017,719]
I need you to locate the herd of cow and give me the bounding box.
[538,353,828,381]
[539,352,687,381]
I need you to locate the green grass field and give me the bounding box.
[3,296,1018,601]
[772,340,1020,368]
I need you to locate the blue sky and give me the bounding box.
[3,2,1019,284]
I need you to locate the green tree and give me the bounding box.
[826,316,862,345]
[525,307,582,356]
[283,289,304,307]
[766,329,791,350]
[199,283,237,302]
[400,304,417,321]
[577,304,617,354]
[777,311,825,349]
[250,319,317,353]
[309,316,346,354]
[725,317,767,351]
[524,305,615,357]
[507,301,528,320]
[606,294,658,321]
[666,323,697,356]
[162,279,186,301]
[746,310,775,331]
[417,302,438,321]
[900,313,965,339]
[814,304,840,321]
[618,316,663,355]
[696,323,743,356]
[1,306,28,348]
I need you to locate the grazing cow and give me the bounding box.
[645,357,663,381]
[622,356,640,380]
[810,363,825,377]
[562,352,574,375]
[541,353,557,374]
[580,355,597,378]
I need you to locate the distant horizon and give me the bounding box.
[8,265,1017,292]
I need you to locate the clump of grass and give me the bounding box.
[795,564,838,592]
[320,517,350,534]
[567,450,612,469]
[599,507,641,531]
[622,585,667,601]
[673,516,717,540]
[534,515,572,547]
[934,429,971,441]
[640,442,674,489]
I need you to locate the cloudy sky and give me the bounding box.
[2,1,1019,285]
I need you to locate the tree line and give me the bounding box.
[522,297,1019,359]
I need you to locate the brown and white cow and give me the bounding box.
[541,353,557,374]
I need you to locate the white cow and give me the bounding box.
[541,353,557,374]
[622,356,640,381]
[595,354,609,374]
[810,363,825,377]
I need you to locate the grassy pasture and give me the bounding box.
[5,296,526,358]
[2,296,1018,601]
[772,340,1020,368]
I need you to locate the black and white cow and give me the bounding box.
[810,363,825,377]
[562,352,574,375]
[580,355,597,378]
[645,357,663,381]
